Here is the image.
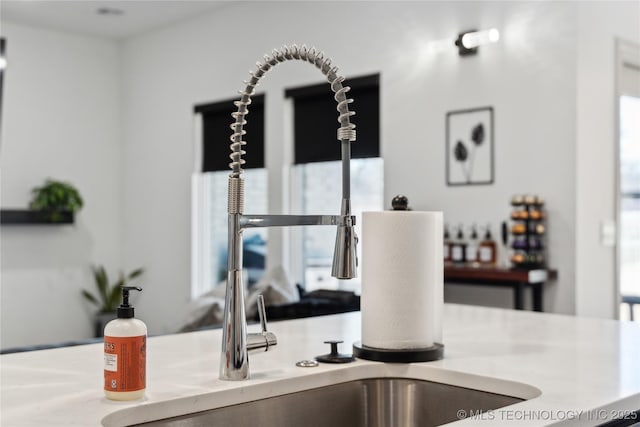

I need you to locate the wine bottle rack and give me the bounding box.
[509,195,546,269]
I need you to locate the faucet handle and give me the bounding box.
[247,294,277,353]
[257,294,268,333]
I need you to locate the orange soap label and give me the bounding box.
[104,335,146,392]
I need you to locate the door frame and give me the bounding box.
[615,38,640,319]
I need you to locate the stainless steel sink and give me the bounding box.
[130,378,523,427]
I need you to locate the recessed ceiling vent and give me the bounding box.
[96,7,124,16]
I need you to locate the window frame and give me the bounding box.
[191,95,267,298]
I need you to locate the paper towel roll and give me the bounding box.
[361,211,443,350]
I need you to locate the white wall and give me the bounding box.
[575,1,640,318]
[0,22,122,349]
[120,1,581,335]
[3,1,637,345]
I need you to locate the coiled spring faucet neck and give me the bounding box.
[228,44,356,212]
[221,45,358,381]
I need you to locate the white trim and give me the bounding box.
[288,165,304,286]
[283,98,302,285]
[190,113,212,299]
[191,173,213,299]
[193,114,203,172]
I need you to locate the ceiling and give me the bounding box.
[0,1,230,40]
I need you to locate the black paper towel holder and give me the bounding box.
[352,342,444,363]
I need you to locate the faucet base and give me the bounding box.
[220,268,249,381]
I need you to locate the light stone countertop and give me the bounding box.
[1,304,639,426]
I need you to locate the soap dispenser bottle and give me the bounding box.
[104,286,146,401]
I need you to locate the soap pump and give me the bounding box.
[104,286,146,401]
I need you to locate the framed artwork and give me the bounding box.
[446,106,494,186]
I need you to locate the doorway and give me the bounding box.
[617,40,640,321]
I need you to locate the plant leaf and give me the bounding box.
[454,141,468,162]
[81,289,100,307]
[471,123,485,146]
[127,268,144,280]
[107,283,123,312]
[116,272,126,287]
[86,265,144,311]
[93,265,109,309]
[28,179,84,214]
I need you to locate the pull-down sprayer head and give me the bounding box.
[332,223,358,279]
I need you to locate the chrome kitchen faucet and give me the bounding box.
[220,45,358,381]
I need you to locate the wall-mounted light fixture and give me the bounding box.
[0,38,6,70]
[455,29,500,56]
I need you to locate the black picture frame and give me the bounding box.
[446,106,494,186]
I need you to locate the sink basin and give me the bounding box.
[128,378,523,427]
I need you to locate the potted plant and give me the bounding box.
[29,178,83,222]
[82,265,144,337]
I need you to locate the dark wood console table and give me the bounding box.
[444,265,558,312]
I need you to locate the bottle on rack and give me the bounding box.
[465,224,479,266]
[450,225,467,264]
[478,225,497,266]
[511,223,526,235]
[443,224,452,263]
[511,253,526,264]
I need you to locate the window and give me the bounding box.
[292,158,383,292]
[286,74,382,292]
[192,96,267,298]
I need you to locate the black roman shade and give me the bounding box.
[285,74,380,165]
[194,94,265,172]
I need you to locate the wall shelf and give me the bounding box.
[0,209,74,225]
